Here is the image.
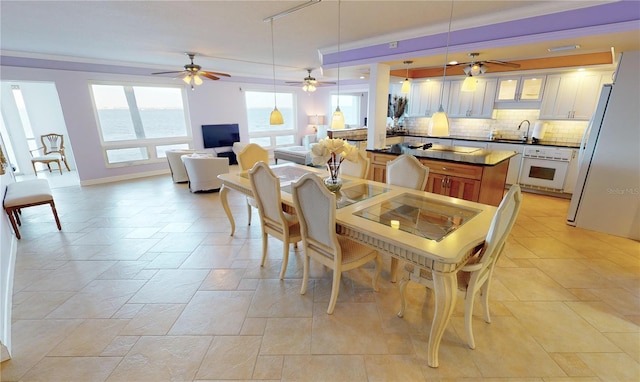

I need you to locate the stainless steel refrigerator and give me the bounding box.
[567,50,640,240]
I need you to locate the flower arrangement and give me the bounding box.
[311,137,359,191]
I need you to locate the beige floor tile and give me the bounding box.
[48,318,129,356]
[253,354,284,380]
[503,301,620,353]
[168,291,253,335]
[195,335,262,380]
[128,269,209,304]
[311,302,390,355]
[106,336,212,381]
[281,354,368,381]
[7,175,639,381]
[364,354,426,381]
[18,356,121,382]
[47,279,146,318]
[577,352,640,381]
[198,268,245,290]
[120,303,185,335]
[260,317,312,355]
[247,279,314,318]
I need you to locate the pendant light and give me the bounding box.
[269,18,284,125]
[429,0,455,136]
[400,60,412,94]
[461,74,477,92]
[331,0,345,129]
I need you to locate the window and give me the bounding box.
[90,84,190,166]
[245,91,295,149]
[331,94,361,127]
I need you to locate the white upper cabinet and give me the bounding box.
[540,71,612,120]
[408,80,447,117]
[447,77,497,118]
[496,75,545,102]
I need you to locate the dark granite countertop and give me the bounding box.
[368,143,517,166]
[390,133,580,148]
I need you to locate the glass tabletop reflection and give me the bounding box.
[353,193,481,241]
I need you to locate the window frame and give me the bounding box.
[244,90,297,150]
[89,81,192,168]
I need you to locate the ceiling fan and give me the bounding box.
[450,52,521,76]
[286,69,336,92]
[151,53,231,89]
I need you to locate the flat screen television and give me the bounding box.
[202,124,240,148]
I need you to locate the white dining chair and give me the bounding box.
[292,173,382,314]
[340,149,370,179]
[248,161,301,280]
[386,153,429,191]
[385,153,430,281]
[237,143,269,225]
[397,184,522,349]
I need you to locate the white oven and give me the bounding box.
[519,147,573,190]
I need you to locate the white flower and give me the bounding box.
[310,138,357,165]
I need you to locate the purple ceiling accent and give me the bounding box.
[0,55,156,75]
[324,1,640,66]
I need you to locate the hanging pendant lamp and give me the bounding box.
[429,0,455,137]
[269,18,284,125]
[400,60,412,94]
[331,0,345,129]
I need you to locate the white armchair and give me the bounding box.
[166,149,195,183]
[181,154,229,192]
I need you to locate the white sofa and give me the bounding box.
[273,135,317,165]
[181,154,229,192]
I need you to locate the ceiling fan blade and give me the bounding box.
[151,70,185,75]
[200,72,220,81]
[285,81,304,85]
[317,81,336,85]
[486,60,521,68]
[201,71,231,78]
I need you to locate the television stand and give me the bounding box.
[216,150,237,165]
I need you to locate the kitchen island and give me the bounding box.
[368,143,516,206]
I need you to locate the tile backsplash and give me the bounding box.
[404,109,588,145]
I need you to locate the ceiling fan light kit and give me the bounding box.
[461,75,477,92]
[151,52,230,90]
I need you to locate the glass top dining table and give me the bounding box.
[218,163,497,368]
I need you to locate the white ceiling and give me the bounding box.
[1,0,638,84]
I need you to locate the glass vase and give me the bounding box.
[324,160,342,192]
[324,176,343,193]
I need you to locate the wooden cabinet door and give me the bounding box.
[447,176,481,202]
[426,173,448,195]
[371,163,386,183]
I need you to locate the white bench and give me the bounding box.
[3,179,61,239]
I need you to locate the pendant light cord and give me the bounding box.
[336,0,341,109]
[270,18,277,107]
[439,0,455,106]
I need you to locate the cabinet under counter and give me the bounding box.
[367,143,516,206]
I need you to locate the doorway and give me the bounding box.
[0,81,78,187]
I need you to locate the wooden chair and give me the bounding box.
[292,173,382,314]
[237,143,269,225]
[397,185,522,349]
[386,153,429,191]
[30,133,70,174]
[385,154,430,281]
[248,162,301,280]
[340,150,370,179]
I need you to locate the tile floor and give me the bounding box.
[2,168,639,381]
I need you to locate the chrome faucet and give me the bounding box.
[518,119,531,142]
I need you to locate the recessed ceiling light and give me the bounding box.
[448,60,458,65]
[548,45,581,52]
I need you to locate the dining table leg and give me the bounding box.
[428,269,458,368]
[219,184,236,236]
